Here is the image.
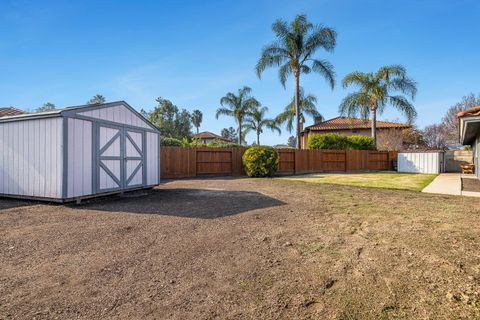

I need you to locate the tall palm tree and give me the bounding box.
[216,86,259,145]
[191,110,203,134]
[87,94,106,104]
[339,65,417,147]
[276,89,323,133]
[244,106,281,145]
[256,14,336,148]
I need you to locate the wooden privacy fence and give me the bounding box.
[160,147,398,179]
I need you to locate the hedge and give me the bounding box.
[308,133,375,150]
[160,136,182,147]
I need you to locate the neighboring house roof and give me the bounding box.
[193,131,231,141]
[304,117,411,132]
[457,106,480,118]
[0,107,26,118]
[457,106,480,145]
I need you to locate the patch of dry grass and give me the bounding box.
[278,172,437,192]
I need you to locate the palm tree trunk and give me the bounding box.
[196,126,199,134]
[371,108,377,149]
[294,73,301,149]
[238,121,242,145]
[257,130,260,145]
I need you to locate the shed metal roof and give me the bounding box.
[0,101,159,132]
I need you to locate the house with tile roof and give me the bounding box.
[0,107,25,118]
[193,131,232,144]
[301,117,411,150]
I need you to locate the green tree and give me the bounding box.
[244,106,281,145]
[221,127,237,142]
[276,89,322,133]
[256,14,336,148]
[87,94,106,104]
[36,102,56,112]
[287,136,296,148]
[216,86,259,145]
[148,97,192,140]
[339,65,417,148]
[191,109,203,134]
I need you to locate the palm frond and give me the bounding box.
[310,59,335,89]
[215,107,234,119]
[304,25,337,57]
[342,72,370,89]
[339,92,371,119]
[278,63,293,87]
[389,95,417,123]
[390,77,417,99]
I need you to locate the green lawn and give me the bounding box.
[278,172,438,192]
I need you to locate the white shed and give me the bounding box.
[0,101,160,202]
[397,151,445,174]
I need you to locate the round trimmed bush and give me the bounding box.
[242,146,279,177]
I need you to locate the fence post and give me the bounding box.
[293,150,297,175]
[344,150,348,172]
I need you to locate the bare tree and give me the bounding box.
[423,124,449,150]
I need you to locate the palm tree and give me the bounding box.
[339,65,417,147]
[191,110,203,134]
[256,14,336,148]
[216,86,259,145]
[276,89,323,133]
[244,106,281,145]
[87,94,106,104]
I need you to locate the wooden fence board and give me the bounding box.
[160,147,398,179]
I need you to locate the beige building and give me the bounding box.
[301,117,411,150]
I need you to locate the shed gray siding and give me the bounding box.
[146,132,160,185]
[67,118,93,198]
[0,117,63,198]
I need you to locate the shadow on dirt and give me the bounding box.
[72,188,286,219]
[0,198,39,211]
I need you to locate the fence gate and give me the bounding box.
[196,149,233,175]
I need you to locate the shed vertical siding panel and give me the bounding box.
[0,118,63,198]
[146,132,159,185]
[67,118,93,198]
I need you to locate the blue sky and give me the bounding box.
[1,0,479,145]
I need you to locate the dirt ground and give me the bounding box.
[463,177,480,192]
[1,178,480,319]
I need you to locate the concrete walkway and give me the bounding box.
[422,173,480,197]
[422,173,461,196]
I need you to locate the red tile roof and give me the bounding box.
[193,131,231,141]
[457,106,480,118]
[304,117,411,131]
[0,107,25,118]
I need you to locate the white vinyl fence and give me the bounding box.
[397,152,444,174]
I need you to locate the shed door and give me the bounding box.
[98,125,123,192]
[96,125,145,192]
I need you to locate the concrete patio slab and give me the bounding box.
[422,173,461,196]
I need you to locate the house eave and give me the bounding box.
[459,116,480,145]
